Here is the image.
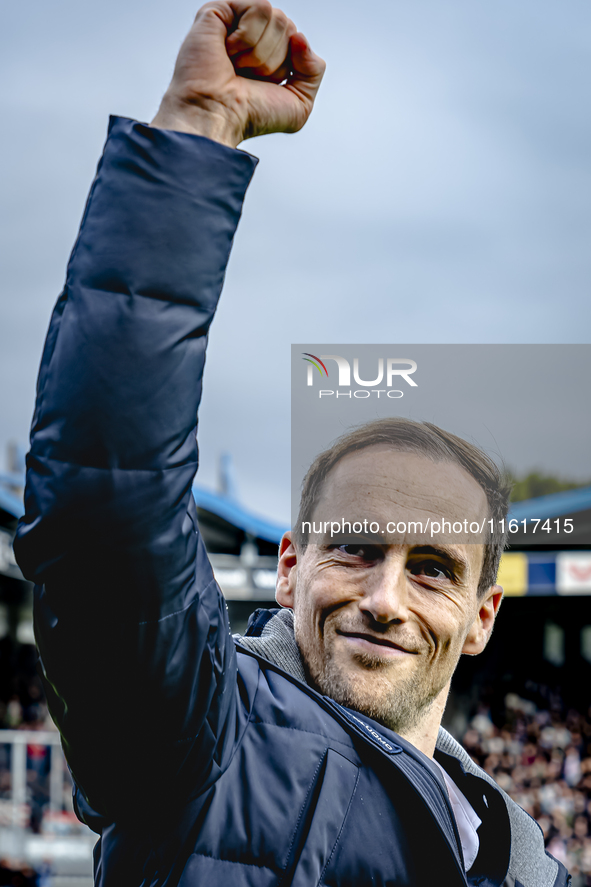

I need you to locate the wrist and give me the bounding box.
[150,93,242,149]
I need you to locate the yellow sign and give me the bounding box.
[497,553,528,597]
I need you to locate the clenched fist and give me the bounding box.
[151,0,325,147]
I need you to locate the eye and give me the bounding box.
[408,559,454,581]
[331,543,383,562]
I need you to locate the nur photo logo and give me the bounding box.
[302,353,418,399]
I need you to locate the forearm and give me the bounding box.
[16,116,257,597]
[29,116,255,474]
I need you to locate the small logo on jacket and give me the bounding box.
[338,707,402,755]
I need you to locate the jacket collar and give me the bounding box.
[238,607,473,761]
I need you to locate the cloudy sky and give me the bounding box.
[1,0,590,524]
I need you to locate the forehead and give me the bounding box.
[319,446,486,512]
[312,446,488,551]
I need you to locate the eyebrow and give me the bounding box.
[407,545,470,577]
[324,531,385,546]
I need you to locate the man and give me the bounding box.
[14,2,569,885]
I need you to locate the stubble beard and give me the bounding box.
[297,629,445,737]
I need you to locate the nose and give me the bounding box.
[358,554,410,625]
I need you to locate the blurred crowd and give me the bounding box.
[0,858,42,886]
[1,684,50,733]
[462,692,591,886]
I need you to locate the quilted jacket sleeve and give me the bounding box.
[14,117,258,819]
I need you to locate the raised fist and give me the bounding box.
[151,0,326,147]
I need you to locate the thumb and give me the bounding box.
[286,32,326,106]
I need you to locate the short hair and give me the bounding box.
[293,417,512,598]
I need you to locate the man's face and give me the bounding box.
[277,447,501,737]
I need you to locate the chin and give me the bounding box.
[310,653,440,736]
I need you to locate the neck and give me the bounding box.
[395,683,450,758]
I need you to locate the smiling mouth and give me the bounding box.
[336,631,419,655]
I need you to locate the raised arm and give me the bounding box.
[14,1,324,819]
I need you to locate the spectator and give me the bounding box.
[462,693,591,885]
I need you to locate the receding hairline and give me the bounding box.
[305,442,489,520]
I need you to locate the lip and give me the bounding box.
[336,631,418,656]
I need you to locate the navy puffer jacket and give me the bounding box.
[15,118,569,887]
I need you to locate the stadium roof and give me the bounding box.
[508,485,591,521]
[192,485,286,544]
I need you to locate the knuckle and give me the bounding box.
[198,1,221,14]
[273,8,288,27]
[255,0,273,20]
[195,1,225,24]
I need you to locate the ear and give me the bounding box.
[276,531,298,607]
[462,585,504,656]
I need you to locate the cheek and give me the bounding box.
[296,568,348,614]
[412,596,473,650]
